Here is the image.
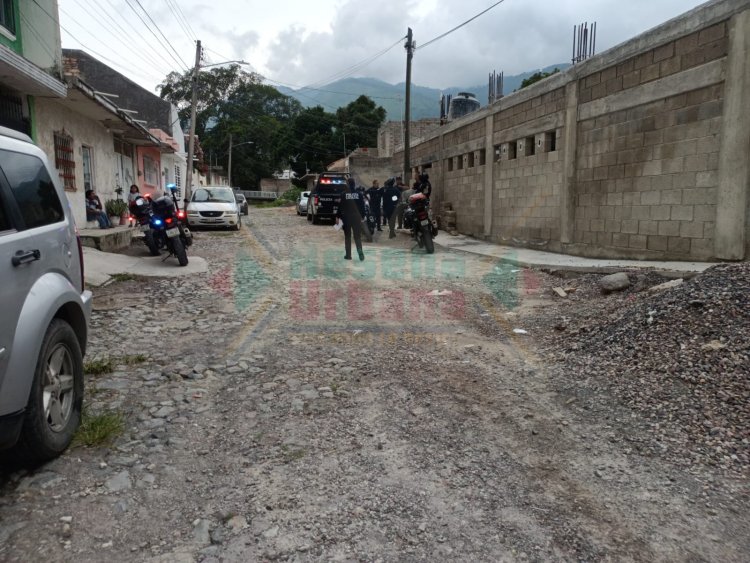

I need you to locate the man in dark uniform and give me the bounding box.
[336,177,366,260]
[382,177,401,239]
[395,176,410,230]
[366,179,383,231]
[418,173,432,199]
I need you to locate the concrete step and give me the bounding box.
[79,225,134,252]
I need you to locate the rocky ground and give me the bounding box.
[0,207,748,562]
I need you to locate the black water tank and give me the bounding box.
[448,92,480,120]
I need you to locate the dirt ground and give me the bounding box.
[1,206,748,562]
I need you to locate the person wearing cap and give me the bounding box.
[336,177,366,260]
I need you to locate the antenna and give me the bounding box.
[572,22,597,64]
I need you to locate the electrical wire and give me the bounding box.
[74,0,172,76]
[167,0,198,41]
[18,12,57,63]
[164,0,196,43]
[124,0,189,71]
[131,0,190,69]
[102,0,183,73]
[417,0,508,50]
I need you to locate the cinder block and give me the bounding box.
[642,160,662,176]
[695,171,718,187]
[640,191,661,205]
[671,205,694,221]
[607,193,623,206]
[641,63,660,82]
[690,238,714,258]
[605,219,621,233]
[622,192,639,206]
[590,219,605,232]
[682,188,716,205]
[622,70,641,89]
[631,205,651,219]
[680,221,704,238]
[698,22,725,45]
[647,235,669,251]
[673,172,697,189]
[629,234,648,249]
[634,51,654,70]
[662,157,685,174]
[653,42,675,62]
[650,205,671,220]
[661,189,683,205]
[622,219,639,234]
[675,32,699,55]
[639,220,659,235]
[667,236,691,254]
[597,232,613,246]
[684,154,709,172]
[693,204,716,222]
[613,232,630,247]
[658,221,680,236]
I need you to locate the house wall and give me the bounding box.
[136,146,162,196]
[395,0,750,261]
[35,97,118,226]
[19,0,61,72]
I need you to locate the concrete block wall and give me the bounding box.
[393,0,750,261]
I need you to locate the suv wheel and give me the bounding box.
[312,212,320,225]
[17,319,83,461]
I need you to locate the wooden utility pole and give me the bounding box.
[227,133,233,187]
[403,28,414,181]
[184,39,201,203]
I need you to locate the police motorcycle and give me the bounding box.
[129,194,160,256]
[149,186,191,267]
[403,191,438,254]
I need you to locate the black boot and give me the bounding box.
[358,249,365,261]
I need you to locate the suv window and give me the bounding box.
[0,149,64,229]
[0,192,10,232]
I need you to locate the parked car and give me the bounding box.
[307,173,348,224]
[0,126,92,461]
[297,191,310,216]
[235,193,249,215]
[186,186,242,230]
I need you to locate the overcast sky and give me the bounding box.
[57,0,708,95]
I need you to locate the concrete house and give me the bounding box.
[0,0,65,137]
[61,49,187,199]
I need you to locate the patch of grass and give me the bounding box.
[330,381,339,393]
[84,358,114,376]
[120,354,147,365]
[281,445,306,463]
[110,273,137,282]
[73,409,124,448]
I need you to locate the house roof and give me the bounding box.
[61,77,172,151]
[0,43,66,97]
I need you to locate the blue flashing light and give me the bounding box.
[152,218,163,226]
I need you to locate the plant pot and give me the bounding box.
[119,211,130,226]
[108,216,119,227]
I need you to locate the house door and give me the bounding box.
[114,139,135,194]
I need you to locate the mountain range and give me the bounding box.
[276,64,569,120]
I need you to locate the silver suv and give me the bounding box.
[0,126,92,461]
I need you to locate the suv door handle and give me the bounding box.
[12,249,41,267]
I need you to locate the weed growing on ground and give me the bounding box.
[110,273,137,282]
[121,354,147,365]
[73,409,124,447]
[84,358,114,375]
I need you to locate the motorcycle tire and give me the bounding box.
[421,224,435,254]
[171,236,189,267]
[144,230,160,256]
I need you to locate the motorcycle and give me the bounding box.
[166,183,193,248]
[403,192,438,254]
[150,194,190,267]
[129,195,160,256]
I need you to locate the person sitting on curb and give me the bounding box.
[85,189,113,229]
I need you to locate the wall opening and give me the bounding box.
[467,152,475,168]
[546,131,557,152]
[446,157,453,172]
[457,155,464,170]
[508,142,517,160]
[525,136,535,156]
[479,148,486,165]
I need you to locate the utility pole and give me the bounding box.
[184,39,201,203]
[404,28,414,182]
[228,133,233,187]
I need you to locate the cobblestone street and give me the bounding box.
[1,207,748,562]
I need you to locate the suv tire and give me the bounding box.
[312,212,320,225]
[16,319,84,462]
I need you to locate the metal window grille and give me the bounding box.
[54,131,76,191]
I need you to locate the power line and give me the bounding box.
[124,0,189,71]
[131,0,190,69]
[164,0,195,42]
[102,0,182,73]
[167,0,197,41]
[74,0,172,76]
[417,0,508,50]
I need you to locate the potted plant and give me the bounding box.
[104,199,128,226]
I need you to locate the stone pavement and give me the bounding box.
[82,246,208,286]
[431,232,719,275]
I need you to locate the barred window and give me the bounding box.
[54,131,76,191]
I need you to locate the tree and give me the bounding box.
[335,95,386,152]
[519,68,560,90]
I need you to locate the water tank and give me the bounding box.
[448,92,480,120]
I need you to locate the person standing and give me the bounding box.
[336,177,366,261]
[366,179,383,231]
[127,184,140,203]
[418,173,432,199]
[85,189,112,229]
[395,176,410,230]
[382,177,401,239]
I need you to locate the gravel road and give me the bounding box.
[1,207,748,562]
